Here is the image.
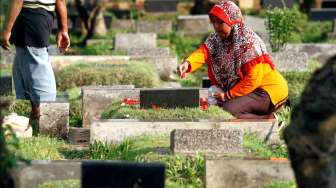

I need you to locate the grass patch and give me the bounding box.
[101,101,233,121]
[66,87,82,127]
[244,133,288,158]
[37,179,80,188]
[56,62,160,91]
[264,181,296,188]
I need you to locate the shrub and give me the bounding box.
[56,62,161,91]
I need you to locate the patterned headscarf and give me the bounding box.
[204,0,273,91]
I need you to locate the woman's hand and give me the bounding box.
[177,61,190,79]
[214,91,226,102]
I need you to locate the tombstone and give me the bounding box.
[140,88,199,109]
[284,55,336,187]
[244,15,270,44]
[171,129,243,155]
[127,47,170,58]
[271,50,308,72]
[0,75,12,96]
[111,19,135,31]
[82,161,165,188]
[86,39,112,46]
[68,127,90,145]
[177,15,213,36]
[206,159,294,188]
[309,8,336,21]
[82,85,138,128]
[135,20,173,35]
[322,0,336,8]
[114,33,157,50]
[144,0,178,12]
[202,77,211,88]
[262,0,297,8]
[11,161,81,188]
[39,102,69,138]
[140,56,178,81]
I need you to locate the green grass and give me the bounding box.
[101,101,233,121]
[56,61,160,91]
[37,179,80,188]
[264,181,296,188]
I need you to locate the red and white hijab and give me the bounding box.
[203,0,274,91]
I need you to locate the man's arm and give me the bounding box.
[55,0,70,52]
[1,0,23,49]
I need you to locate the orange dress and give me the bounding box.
[186,45,288,109]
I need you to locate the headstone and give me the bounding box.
[202,77,211,88]
[111,19,135,31]
[144,0,178,12]
[309,8,336,21]
[114,33,157,50]
[271,50,308,72]
[82,161,165,188]
[39,102,69,138]
[127,47,170,58]
[0,75,12,95]
[68,127,90,145]
[81,85,138,128]
[140,88,199,108]
[206,159,294,188]
[177,15,213,36]
[262,0,296,8]
[322,0,336,8]
[171,129,243,155]
[143,56,178,81]
[91,119,280,144]
[135,20,173,35]
[284,55,336,187]
[11,161,81,188]
[244,15,270,45]
[86,39,112,46]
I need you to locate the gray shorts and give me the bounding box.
[13,46,56,106]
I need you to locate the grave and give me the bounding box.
[309,8,336,20]
[171,129,243,155]
[140,88,199,108]
[135,20,173,35]
[202,77,211,88]
[262,0,297,8]
[12,161,81,188]
[82,85,138,128]
[86,39,112,46]
[82,161,165,188]
[39,102,69,138]
[111,19,135,31]
[206,158,294,188]
[144,0,178,12]
[177,15,213,36]
[271,50,309,72]
[68,127,90,145]
[0,75,12,96]
[127,47,171,58]
[114,33,157,50]
[91,119,279,145]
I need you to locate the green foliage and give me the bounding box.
[264,181,296,188]
[37,180,80,188]
[101,101,233,121]
[66,88,82,127]
[9,99,31,117]
[56,62,160,91]
[266,7,299,52]
[244,133,288,158]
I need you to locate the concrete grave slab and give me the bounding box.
[262,0,296,8]
[140,56,178,81]
[177,15,213,36]
[39,102,69,138]
[82,85,139,128]
[68,127,90,146]
[11,161,81,188]
[140,88,199,108]
[144,0,178,12]
[206,158,294,188]
[136,20,173,35]
[111,19,135,31]
[271,50,308,72]
[309,8,336,21]
[171,129,244,155]
[91,119,279,145]
[114,33,157,50]
[127,47,171,58]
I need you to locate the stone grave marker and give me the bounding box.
[136,20,173,35]
[127,47,170,58]
[82,85,138,128]
[206,158,294,188]
[111,19,135,31]
[310,8,336,20]
[140,88,199,108]
[171,129,243,155]
[68,127,90,145]
[39,102,69,138]
[0,75,12,95]
[82,161,165,188]
[262,0,296,8]
[114,33,157,50]
[177,15,213,36]
[86,39,112,46]
[202,77,211,88]
[271,50,308,72]
[12,161,81,188]
[144,0,178,12]
[91,119,280,145]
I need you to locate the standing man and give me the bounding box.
[1,0,70,134]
